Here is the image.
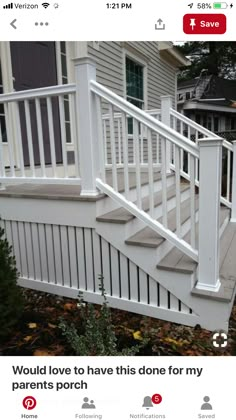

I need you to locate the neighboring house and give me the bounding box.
[177,72,236,141]
[0,41,236,332]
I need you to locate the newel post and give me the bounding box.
[197,138,223,292]
[161,95,172,173]
[231,141,236,222]
[74,57,100,196]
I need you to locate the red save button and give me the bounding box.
[183,14,226,34]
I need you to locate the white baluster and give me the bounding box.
[175,146,181,237]
[24,100,35,178]
[47,97,57,178]
[189,154,196,248]
[134,119,141,209]
[35,98,46,178]
[121,113,129,199]
[147,129,154,218]
[109,103,118,191]
[58,96,68,178]
[161,137,167,228]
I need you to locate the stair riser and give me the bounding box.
[96,174,175,216]
[155,210,199,263]
[124,187,191,240]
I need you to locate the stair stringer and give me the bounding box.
[95,219,231,331]
[95,220,197,311]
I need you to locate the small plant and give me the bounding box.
[0,222,23,339]
[59,275,148,355]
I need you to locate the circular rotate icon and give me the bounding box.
[22,396,37,410]
[152,394,162,404]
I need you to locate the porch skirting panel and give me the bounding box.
[0,218,198,326]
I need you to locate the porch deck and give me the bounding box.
[0,169,162,200]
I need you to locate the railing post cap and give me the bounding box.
[198,138,224,147]
[232,140,236,145]
[161,95,172,100]
[73,56,97,67]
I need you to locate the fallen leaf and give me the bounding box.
[33,349,51,356]
[24,336,33,342]
[133,331,143,341]
[63,303,75,311]
[28,323,37,329]
[48,323,57,329]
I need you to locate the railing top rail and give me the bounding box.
[0,83,76,103]
[91,81,199,158]
[170,108,233,152]
[102,108,161,120]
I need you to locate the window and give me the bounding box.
[126,57,144,109]
[186,91,191,100]
[125,56,144,133]
[214,117,219,132]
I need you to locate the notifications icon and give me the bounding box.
[22,396,37,410]
[152,394,162,405]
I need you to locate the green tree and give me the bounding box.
[0,222,23,339]
[177,42,236,81]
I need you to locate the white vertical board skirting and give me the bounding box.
[1,218,194,321]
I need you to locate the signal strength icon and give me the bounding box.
[42,2,50,8]
[188,3,194,8]
[3,2,13,8]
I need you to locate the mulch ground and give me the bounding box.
[1,288,236,356]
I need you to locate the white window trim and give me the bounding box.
[122,47,148,110]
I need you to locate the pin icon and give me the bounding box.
[22,396,37,410]
[152,394,162,404]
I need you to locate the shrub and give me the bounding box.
[59,276,148,355]
[0,222,23,339]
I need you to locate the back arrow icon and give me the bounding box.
[10,19,17,29]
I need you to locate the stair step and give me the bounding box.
[105,170,173,193]
[157,206,230,275]
[96,183,189,224]
[125,196,199,248]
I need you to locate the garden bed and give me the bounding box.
[0,288,235,356]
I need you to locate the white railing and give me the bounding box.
[170,108,233,208]
[0,83,81,186]
[90,79,199,261]
[102,109,161,167]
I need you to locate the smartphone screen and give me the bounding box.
[0,1,235,419]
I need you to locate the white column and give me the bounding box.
[74,57,100,196]
[197,138,223,292]
[161,95,172,173]
[231,141,236,222]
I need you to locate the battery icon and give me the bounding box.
[213,2,228,8]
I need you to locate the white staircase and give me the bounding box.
[94,169,235,331]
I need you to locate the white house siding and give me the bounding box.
[87,42,177,165]
[88,41,177,109]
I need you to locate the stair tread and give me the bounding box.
[97,183,189,224]
[126,196,199,248]
[157,206,230,275]
[105,170,174,193]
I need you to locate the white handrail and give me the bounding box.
[91,80,200,159]
[102,108,161,121]
[0,84,76,103]
[170,108,233,152]
[96,178,198,261]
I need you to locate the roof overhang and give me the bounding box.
[158,42,190,68]
[182,101,236,113]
